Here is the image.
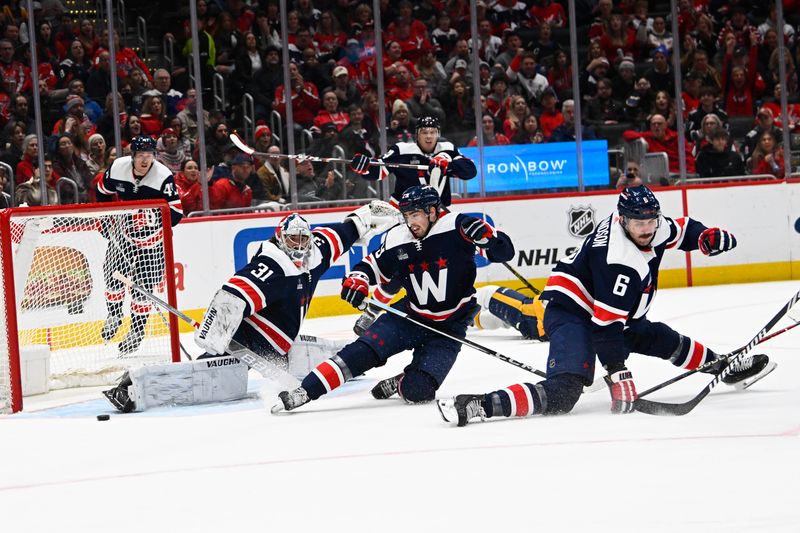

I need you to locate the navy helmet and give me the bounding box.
[130,135,157,153]
[618,185,660,220]
[415,115,440,133]
[398,185,440,214]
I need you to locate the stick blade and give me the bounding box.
[634,397,700,416]
[229,132,254,155]
[112,270,131,285]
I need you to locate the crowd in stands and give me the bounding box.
[0,0,798,212]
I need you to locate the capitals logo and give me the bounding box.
[567,205,596,239]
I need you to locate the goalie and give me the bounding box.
[103,202,399,412]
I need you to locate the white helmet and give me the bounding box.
[275,213,313,268]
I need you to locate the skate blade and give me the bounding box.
[270,402,286,414]
[734,361,778,391]
[436,399,457,423]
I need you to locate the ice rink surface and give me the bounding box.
[1,280,799,532]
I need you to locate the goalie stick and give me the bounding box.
[366,298,606,393]
[111,271,299,390]
[634,289,800,416]
[229,133,427,170]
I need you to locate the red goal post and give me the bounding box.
[0,200,180,413]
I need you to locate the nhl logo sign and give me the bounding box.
[567,206,596,238]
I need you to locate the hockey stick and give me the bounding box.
[367,298,606,393]
[112,271,299,389]
[230,133,427,170]
[636,320,798,400]
[634,289,800,416]
[502,262,542,295]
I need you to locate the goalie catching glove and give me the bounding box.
[341,271,370,310]
[698,227,737,256]
[347,200,402,244]
[459,215,495,248]
[194,289,246,355]
[604,364,637,414]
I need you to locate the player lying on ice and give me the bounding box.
[472,285,548,341]
[438,185,774,426]
[102,202,399,412]
[273,185,515,413]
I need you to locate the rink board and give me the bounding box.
[172,180,800,326]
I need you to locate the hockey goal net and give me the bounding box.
[0,201,180,413]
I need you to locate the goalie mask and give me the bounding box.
[275,213,313,268]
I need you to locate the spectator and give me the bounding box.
[611,57,635,104]
[645,16,672,54]
[57,39,91,88]
[313,91,350,133]
[599,12,637,61]
[441,79,475,146]
[507,50,549,105]
[584,77,625,126]
[121,67,149,116]
[205,122,232,167]
[97,29,152,82]
[86,49,118,103]
[748,131,785,179]
[588,0,614,40]
[644,45,673,96]
[385,62,416,109]
[650,89,678,131]
[504,95,529,139]
[548,49,573,100]
[0,164,10,207]
[615,159,643,188]
[52,95,96,148]
[156,128,188,173]
[15,134,39,185]
[538,87,564,139]
[486,74,511,122]
[176,88,210,144]
[531,22,563,68]
[431,14,460,63]
[757,3,795,48]
[325,65,361,110]
[550,99,597,142]
[512,113,545,144]
[165,115,192,158]
[85,133,108,175]
[272,61,320,129]
[308,123,341,159]
[0,39,31,96]
[387,100,414,143]
[623,113,696,174]
[52,134,93,204]
[691,113,724,158]
[495,31,524,70]
[0,121,27,170]
[313,166,344,202]
[139,95,166,137]
[96,91,126,143]
[256,145,290,204]
[294,158,320,201]
[253,124,274,154]
[404,78,445,125]
[213,11,242,70]
[121,114,142,147]
[469,114,511,146]
[315,11,347,62]
[35,20,64,64]
[529,0,567,28]
[181,16,216,89]
[720,30,763,117]
[210,153,254,209]
[2,94,33,139]
[488,0,530,34]
[76,18,100,58]
[174,159,203,215]
[580,56,611,102]
[743,107,783,160]
[695,128,745,178]
[336,39,374,94]
[65,78,102,123]
[685,48,720,94]
[444,40,473,85]
[414,47,447,96]
[475,19,503,64]
[144,69,183,117]
[686,86,729,142]
[680,71,703,119]
[765,48,797,103]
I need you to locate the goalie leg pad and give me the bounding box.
[195,289,246,355]
[287,336,351,379]
[128,356,249,411]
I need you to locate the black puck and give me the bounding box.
[97,414,111,421]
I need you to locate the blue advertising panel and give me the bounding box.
[459,140,609,192]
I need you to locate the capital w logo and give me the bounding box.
[409,269,448,305]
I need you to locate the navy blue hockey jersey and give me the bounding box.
[353,212,514,323]
[221,221,360,355]
[97,156,183,227]
[541,212,707,367]
[361,140,477,206]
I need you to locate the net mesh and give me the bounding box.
[0,205,175,413]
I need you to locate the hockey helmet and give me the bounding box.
[398,185,440,214]
[130,135,157,153]
[618,185,660,220]
[415,115,440,133]
[275,213,313,268]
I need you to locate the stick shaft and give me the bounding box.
[502,261,541,295]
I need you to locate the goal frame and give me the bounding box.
[0,200,181,413]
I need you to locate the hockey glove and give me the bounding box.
[604,364,638,414]
[428,152,452,175]
[698,228,737,257]
[350,153,372,175]
[194,289,246,355]
[341,271,370,310]
[459,215,495,248]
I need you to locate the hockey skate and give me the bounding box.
[353,303,380,336]
[118,322,145,356]
[100,314,123,342]
[271,386,310,414]
[437,394,486,427]
[102,372,135,413]
[704,354,775,389]
[371,373,403,399]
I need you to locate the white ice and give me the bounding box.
[1,281,799,532]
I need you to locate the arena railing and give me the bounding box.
[270,110,283,153]
[213,73,226,113]
[241,93,255,146]
[136,16,148,63]
[162,34,174,72]
[684,174,781,184]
